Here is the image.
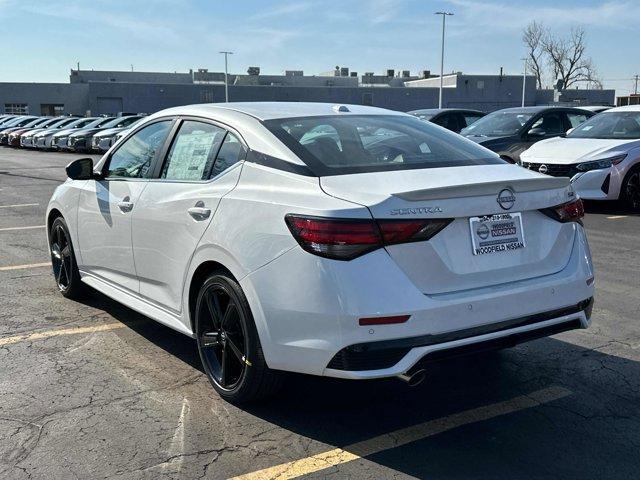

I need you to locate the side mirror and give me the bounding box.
[66,158,96,180]
[527,127,546,138]
[566,127,575,135]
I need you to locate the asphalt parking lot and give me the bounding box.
[0,149,639,480]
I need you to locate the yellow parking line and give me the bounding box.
[606,215,627,219]
[0,323,129,347]
[0,262,51,272]
[0,203,39,209]
[0,225,46,232]
[230,386,571,480]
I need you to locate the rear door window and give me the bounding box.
[566,112,589,128]
[210,133,247,178]
[530,112,565,135]
[161,121,226,181]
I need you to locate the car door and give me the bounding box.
[76,119,174,292]
[131,119,247,313]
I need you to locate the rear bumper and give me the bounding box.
[241,224,595,378]
[327,298,592,375]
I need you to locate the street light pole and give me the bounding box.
[219,51,234,102]
[521,57,527,107]
[435,11,453,109]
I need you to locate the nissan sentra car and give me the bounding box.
[47,102,595,403]
[521,105,640,209]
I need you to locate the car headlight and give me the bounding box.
[576,154,627,172]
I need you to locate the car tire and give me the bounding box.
[49,216,85,299]
[195,273,283,404]
[621,166,640,210]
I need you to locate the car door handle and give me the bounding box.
[187,206,211,221]
[117,197,134,213]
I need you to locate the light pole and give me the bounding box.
[219,51,234,102]
[435,11,453,109]
[521,57,527,107]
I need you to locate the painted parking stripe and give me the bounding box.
[0,203,39,209]
[0,262,51,272]
[230,386,571,480]
[606,215,628,219]
[0,225,46,232]
[0,323,129,347]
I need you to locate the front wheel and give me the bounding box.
[49,216,85,299]
[194,273,283,403]
[621,167,640,210]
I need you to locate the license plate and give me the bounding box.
[469,213,526,256]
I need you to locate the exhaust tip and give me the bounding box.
[397,369,427,387]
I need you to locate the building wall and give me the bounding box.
[0,77,617,117]
[0,83,89,115]
[70,70,192,84]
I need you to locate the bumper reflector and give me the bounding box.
[359,315,410,326]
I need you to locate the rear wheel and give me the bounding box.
[621,167,640,210]
[49,216,85,299]
[195,273,283,403]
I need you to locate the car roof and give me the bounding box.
[150,102,405,121]
[409,108,484,115]
[607,105,640,113]
[492,106,586,114]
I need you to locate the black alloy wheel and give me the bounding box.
[50,221,72,292]
[195,274,283,403]
[623,169,640,210]
[198,282,248,390]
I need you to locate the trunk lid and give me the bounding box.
[320,164,577,294]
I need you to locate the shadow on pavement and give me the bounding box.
[82,289,640,479]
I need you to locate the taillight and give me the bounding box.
[285,214,452,260]
[541,198,584,223]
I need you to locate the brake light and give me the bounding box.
[542,198,584,223]
[285,215,452,260]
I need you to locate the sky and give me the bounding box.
[0,0,638,95]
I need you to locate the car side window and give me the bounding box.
[567,112,589,128]
[463,113,483,128]
[106,121,172,179]
[531,112,565,135]
[210,133,247,178]
[161,121,226,181]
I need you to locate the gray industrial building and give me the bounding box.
[0,67,615,117]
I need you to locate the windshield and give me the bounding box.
[264,115,503,176]
[64,118,96,129]
[23,118,51,128]
[568,112,640,139]
[462,111,534,137]
[102,116,141,129]
[38,118,63,128]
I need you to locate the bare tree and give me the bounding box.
[522,21,545,89]
[542,26,600,89]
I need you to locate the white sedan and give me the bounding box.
[521,105,640,209]
[46,102,594,403]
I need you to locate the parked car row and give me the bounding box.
[0,113,145,153]
[409,104,637,208]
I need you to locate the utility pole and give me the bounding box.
[219,51,234,103]
[435,11,453,109]
[521,58,527,107]
[634,75,639,95]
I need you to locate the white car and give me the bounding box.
[521,105,640,208]
[46,102,595,403]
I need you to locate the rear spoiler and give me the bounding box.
[393,176,570,201]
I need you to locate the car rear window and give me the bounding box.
[263,115,503,176]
